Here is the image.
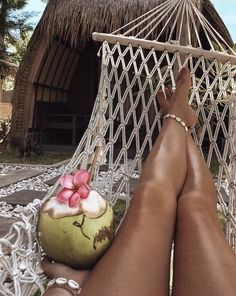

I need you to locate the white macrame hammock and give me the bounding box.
[1,0,236,294]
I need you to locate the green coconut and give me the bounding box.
[38,190,115,269]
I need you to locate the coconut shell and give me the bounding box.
[38,198,114,269]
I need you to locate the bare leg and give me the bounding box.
[172,135,236,296]
[81,69,196,296]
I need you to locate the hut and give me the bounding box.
[10,0,233,151]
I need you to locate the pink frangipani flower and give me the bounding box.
[56,170,90,208]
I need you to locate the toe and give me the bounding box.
[174,67,191,99]
[156,90,169,113]
[166,87,173,100]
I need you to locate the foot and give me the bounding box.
[157,67,197,127]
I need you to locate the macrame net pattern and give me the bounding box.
[1,0,236,294]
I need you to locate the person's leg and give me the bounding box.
[172,135,236,296]
[81,69,196,296]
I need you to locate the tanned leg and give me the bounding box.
[172,135,236,296]
[81,69,196,296]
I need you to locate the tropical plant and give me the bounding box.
[0,118,11,149]
[8,29,32,65]
[0,0,33,41]
[0,36,16,100]
[0,0,34,99]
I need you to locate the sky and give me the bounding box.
[24,0,236,42]
[23,0,47,26]
[212,0,236,42]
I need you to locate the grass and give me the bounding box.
[0,149,73,165]
[113,199,127,229]
[218,210,227,233]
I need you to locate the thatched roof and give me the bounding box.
[202,0,233,46]
[41,0,233,48]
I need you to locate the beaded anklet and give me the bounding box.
[164,113,188,133]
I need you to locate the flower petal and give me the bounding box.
[79,183,90,199]
[57,188,74,204]
[69,191,81,208]
[60,174,75,189]
[73,170,90,187]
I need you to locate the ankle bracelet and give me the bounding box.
[46,277,82,295]
[164,113,188,133]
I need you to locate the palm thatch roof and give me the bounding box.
[41,0,233,49]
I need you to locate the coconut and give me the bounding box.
[38,190,115,269]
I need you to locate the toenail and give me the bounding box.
[179,67,190,78]
[157,91,163,95]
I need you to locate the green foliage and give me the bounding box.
[0,0,34,73]
[0,118,11,146]
[8,29,32,65]
[218,210,227,233]
[151,65,173,89]
[0,36,15,77]
[113,199,126,229]
[0,0,33,39]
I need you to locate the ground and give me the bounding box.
[0,149,73,165]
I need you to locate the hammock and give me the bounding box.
[1,0,236,294]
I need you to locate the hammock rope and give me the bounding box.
[1,0,236,294]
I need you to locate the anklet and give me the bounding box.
[164,113,188,133]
